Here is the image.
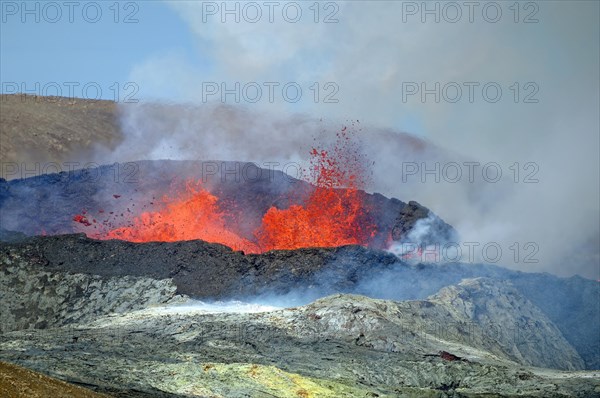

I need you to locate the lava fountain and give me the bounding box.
[73,127,376,253]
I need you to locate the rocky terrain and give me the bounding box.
[0,256,182,333]
[1,233,599,396]
[1,280,598,397]
[2,234,598,370]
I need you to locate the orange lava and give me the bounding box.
[257,139,376,250]
[100,181,259,253]
[78,125,375,253]
[257,187,373,251]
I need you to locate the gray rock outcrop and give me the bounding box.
[0,293,597,397]
[0,259,182,333]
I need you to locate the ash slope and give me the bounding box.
[1,234,598,371]
[0,94,121,165]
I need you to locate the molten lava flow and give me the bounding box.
[257,128,376,251]
[98,181,260,253]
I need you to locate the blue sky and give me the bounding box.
[1,1,198,100]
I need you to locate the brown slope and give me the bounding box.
[0,94,122,166]
[0,361,110,398]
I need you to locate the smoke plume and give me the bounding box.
[94,1,599,278]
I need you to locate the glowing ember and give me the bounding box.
[73,214,91,227]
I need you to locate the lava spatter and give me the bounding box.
[76,125,376,253]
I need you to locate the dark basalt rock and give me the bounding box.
[0,233,399,300]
